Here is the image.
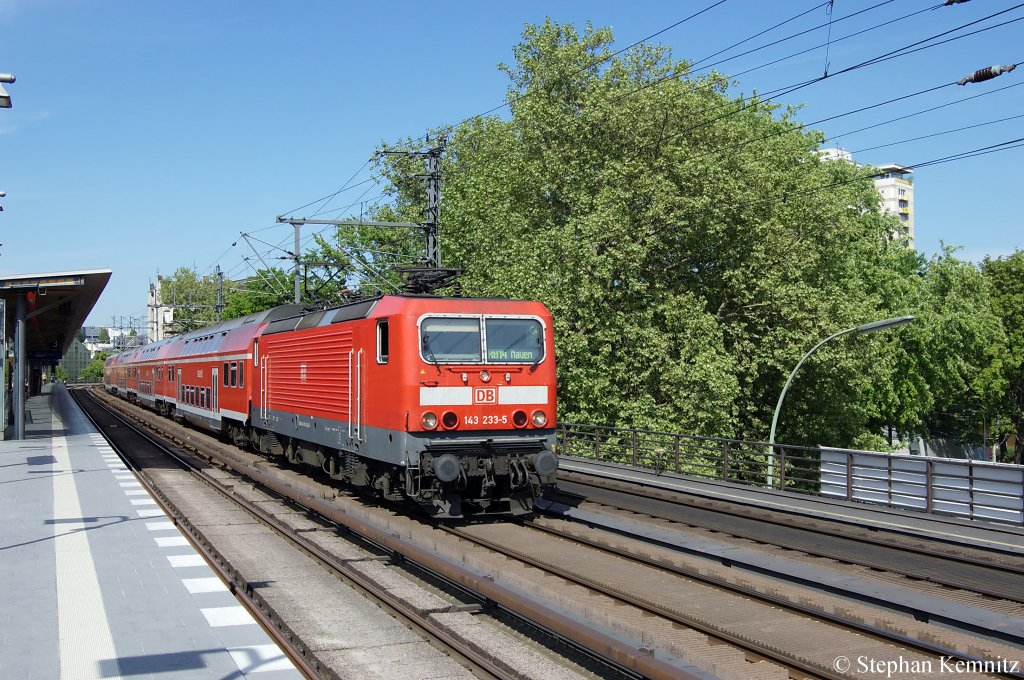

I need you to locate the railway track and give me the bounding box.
[77,387,704,679]
[79,387,1024,679]
[553,471,1024,603]
[443,518,1024,680]
[74,388,623,680]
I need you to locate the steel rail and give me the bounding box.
[83,388,687,680]
[452,521,1024,680]
[561,463,1024,557]
[556,472,1024,599]
[75,389,516,680]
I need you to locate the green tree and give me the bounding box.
[80,352,110,383]
[370,20,917,445]
[981,250,1024,463]
[98,327,110,343]
[222,268,294,320]
[160,267,219,332]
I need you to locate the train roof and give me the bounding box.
[109,294,548,356]
[259,294,549,336]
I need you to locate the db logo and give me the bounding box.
[474,387,497,404]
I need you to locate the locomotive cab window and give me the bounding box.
[421,317,482,363]
[376,320,389,364]
[485,318,544,363]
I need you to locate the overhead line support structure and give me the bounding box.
[277,135,448,274]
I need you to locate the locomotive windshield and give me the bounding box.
[485,318,543,363]
[420,316,544,364]
[421,317,482,362]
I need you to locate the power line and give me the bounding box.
[627,9,1024,162]
[403,0,737,146]
[822,80,1024,146]
[257,1,928,287]
[760,136,1024,209]
[848,112,1024,155]
[687,0,836,72]
[278,158,374,217]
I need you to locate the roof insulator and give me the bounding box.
[957,63,1017,86]
[943,0,969,5]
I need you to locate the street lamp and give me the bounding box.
[0,73,15,108]
[766,315,915,487]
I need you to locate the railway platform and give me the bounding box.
[0,384,300,680]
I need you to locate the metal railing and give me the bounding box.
[556,422,822,492]
[556,423,1024,525]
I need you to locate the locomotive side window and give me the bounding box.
[485,318,544,363]
[376,320,389,364]
[421,318,482,363]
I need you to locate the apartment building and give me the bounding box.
[819,148,915,248]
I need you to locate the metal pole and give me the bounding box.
[767,316,914,487]
[424,139,443,268]
[14,293,25,439]
[293,223,301,304]
[0,299,5,436]
[215,265,224,321]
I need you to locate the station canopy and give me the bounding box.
[0,269,112,363]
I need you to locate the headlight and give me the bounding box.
[512,410,528,428]
[442,411,458,429]
[531,410,547,427]
[421,412,438,430]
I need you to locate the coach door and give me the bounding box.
[211,367,219,413]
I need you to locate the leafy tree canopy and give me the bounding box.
[158,267,219,333]
[370,20,925,444]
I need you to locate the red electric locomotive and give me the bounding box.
[104,295,558,517]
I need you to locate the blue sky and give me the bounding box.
[1,1,1021,328]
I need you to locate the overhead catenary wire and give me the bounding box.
[822,80,1023,147]
[239,0,925,284]
[434,0,1011,185]
[278,158,374,218]
[403,0,736,144]
[648,6,1024,156]
[204,1,1020,307]
[677,61,1021,168]
[848,112,1024,155]
[758,136,1024,210]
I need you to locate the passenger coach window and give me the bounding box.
[421,317,481,363]
[239,363,244,387]
[485,318,544,363]
[230,362,237,387]
[377,320,389,364]
[223,363,229,386]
